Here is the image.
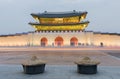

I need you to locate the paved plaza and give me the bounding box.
[0,47,120,66]
[0,65,120,79]
[0,47,120,79]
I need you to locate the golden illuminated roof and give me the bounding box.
[29,10,89,31]
[29,21,89,31]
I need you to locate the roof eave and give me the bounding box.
[30,11,88,18]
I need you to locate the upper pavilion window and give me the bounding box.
[55,18,63,23]
[39,16,80,24]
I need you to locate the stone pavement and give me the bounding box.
[0,65,120,79]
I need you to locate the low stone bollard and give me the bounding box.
[22,55,46,74]
[74,57,100,74]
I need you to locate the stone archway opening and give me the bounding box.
[41,37,48,46]
[70,37,78,46]
[55,36,64,46]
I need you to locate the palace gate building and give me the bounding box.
[0,10,120,47]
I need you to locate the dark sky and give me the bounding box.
[0,0,120,34]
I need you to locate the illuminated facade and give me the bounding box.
[29,10,89,31]
[0,10,120,47]
[29,10,90,46]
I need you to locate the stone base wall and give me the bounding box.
[0,31,119,47]
[93,33,120,47]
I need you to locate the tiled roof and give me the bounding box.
[31,10,87,18]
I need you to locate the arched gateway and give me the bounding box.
[41,37,48,46]
[70,37,78,46]
[55,36,64,46]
